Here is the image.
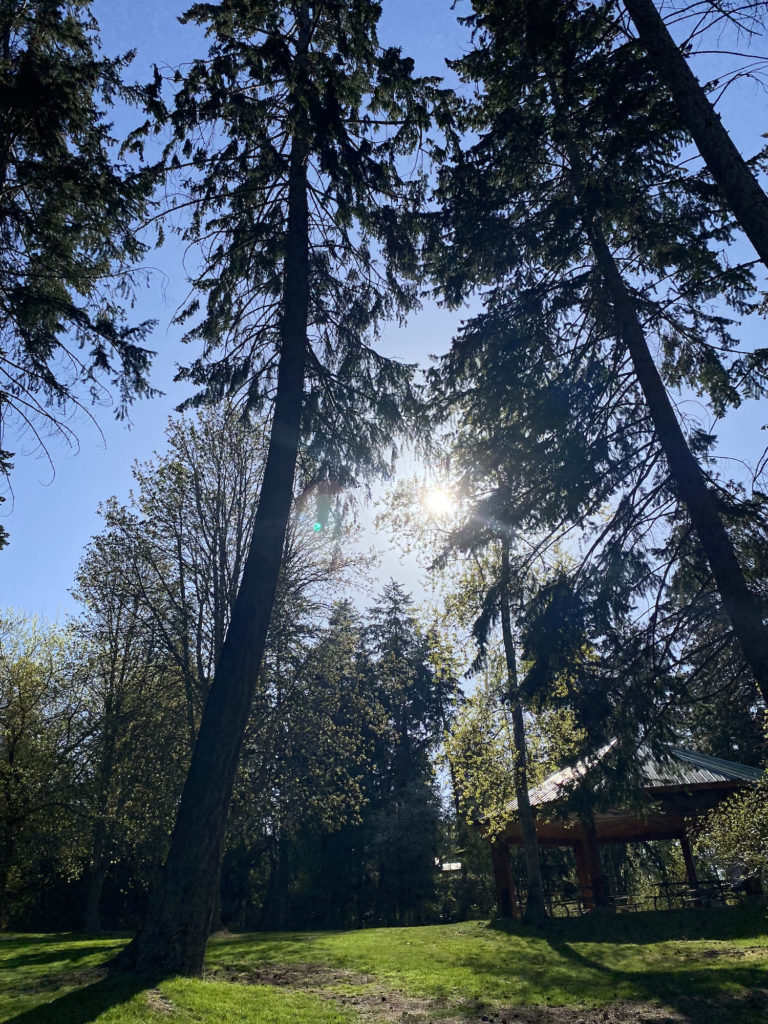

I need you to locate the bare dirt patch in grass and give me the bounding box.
[207,963,443,1022]
[473,1005,683,1023]
[146,988,176,1015]
[474,987,767,1024]
[207,961,714,1024]
[208,962,375,988]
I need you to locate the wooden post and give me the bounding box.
[491,840,519,918]
[679,831,702,907]
[572,839,594,909]
[579,820,610,908]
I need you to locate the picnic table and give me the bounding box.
[608,894,642,912]
[651,880,736,910]
[543,891,587,917]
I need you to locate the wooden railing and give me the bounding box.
[541,880,742,916]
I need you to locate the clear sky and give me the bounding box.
[0,0,472,619]
[1,1,767,620]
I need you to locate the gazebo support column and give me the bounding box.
[576,821,610,908]
[491,840,519,918]
[572,839,593,908]
[679,831,702,907]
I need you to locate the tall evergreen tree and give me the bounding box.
[117,1,435,976]
[430,0,768,706]
[658,495,768,764]
[0,0,155,545]
[363,582,456,924]
[619,0,768,269]
[429,475,548,920]
[226,599,387,930]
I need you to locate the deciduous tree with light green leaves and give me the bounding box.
[0,613,87,927]
[696,768,768,884]
[78,404,372,933]
[73,537,190,935]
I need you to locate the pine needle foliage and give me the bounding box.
[0,0,156,545]
[428,0,768,702]
[147,0,444,488]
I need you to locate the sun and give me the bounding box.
[423,486,456,518]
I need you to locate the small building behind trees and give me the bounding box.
[484,744,765,917]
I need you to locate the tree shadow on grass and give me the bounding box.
[489,905,768,946]
[0,935,79,947]
[2,971,158,1024]
[0,941,122,972]
[539,927,768,1024]
[206,931,321,969]
[480,908,768,1022]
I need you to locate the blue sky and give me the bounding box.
[1,1,767,619]
[1,0,471,618]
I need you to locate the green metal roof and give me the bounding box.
[652,745,765,785]
[505,742,764,814]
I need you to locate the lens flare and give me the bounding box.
[423,487,455,517]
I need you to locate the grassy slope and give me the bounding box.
[2,908,767,1023]
[208,909,768,1015]
[0,934,351,1024]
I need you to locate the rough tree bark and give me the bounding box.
[622,0,768,270]
[499,539,548,923]
[84,811,110,933]
[113,127,311,978]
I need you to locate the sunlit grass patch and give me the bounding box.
[207,908,768,1014]
[0,935,352,1024]
[1,908,767,1023]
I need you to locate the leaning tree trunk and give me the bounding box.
[499,540,548,924]
[113,133,310,979]
[550,75,768,706]
[586,218,768,706]
[623,0,768,270]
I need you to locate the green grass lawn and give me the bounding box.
[2,908,767,1024]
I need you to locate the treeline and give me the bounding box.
[0,410,465,933]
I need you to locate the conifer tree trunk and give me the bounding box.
[622,0,768,269]
[499,541,548,923]
[586,217,768,705]
[113,132,310,978]
[549,75,768,705]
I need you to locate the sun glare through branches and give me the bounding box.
[423,486,456,519]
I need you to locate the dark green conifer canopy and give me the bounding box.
[152,0,443,490]
[430,0,766,579]
[0,0,156,546]
[427,0,768,723]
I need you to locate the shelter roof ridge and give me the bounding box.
[662,745,765,784]
[500,742,764,815]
